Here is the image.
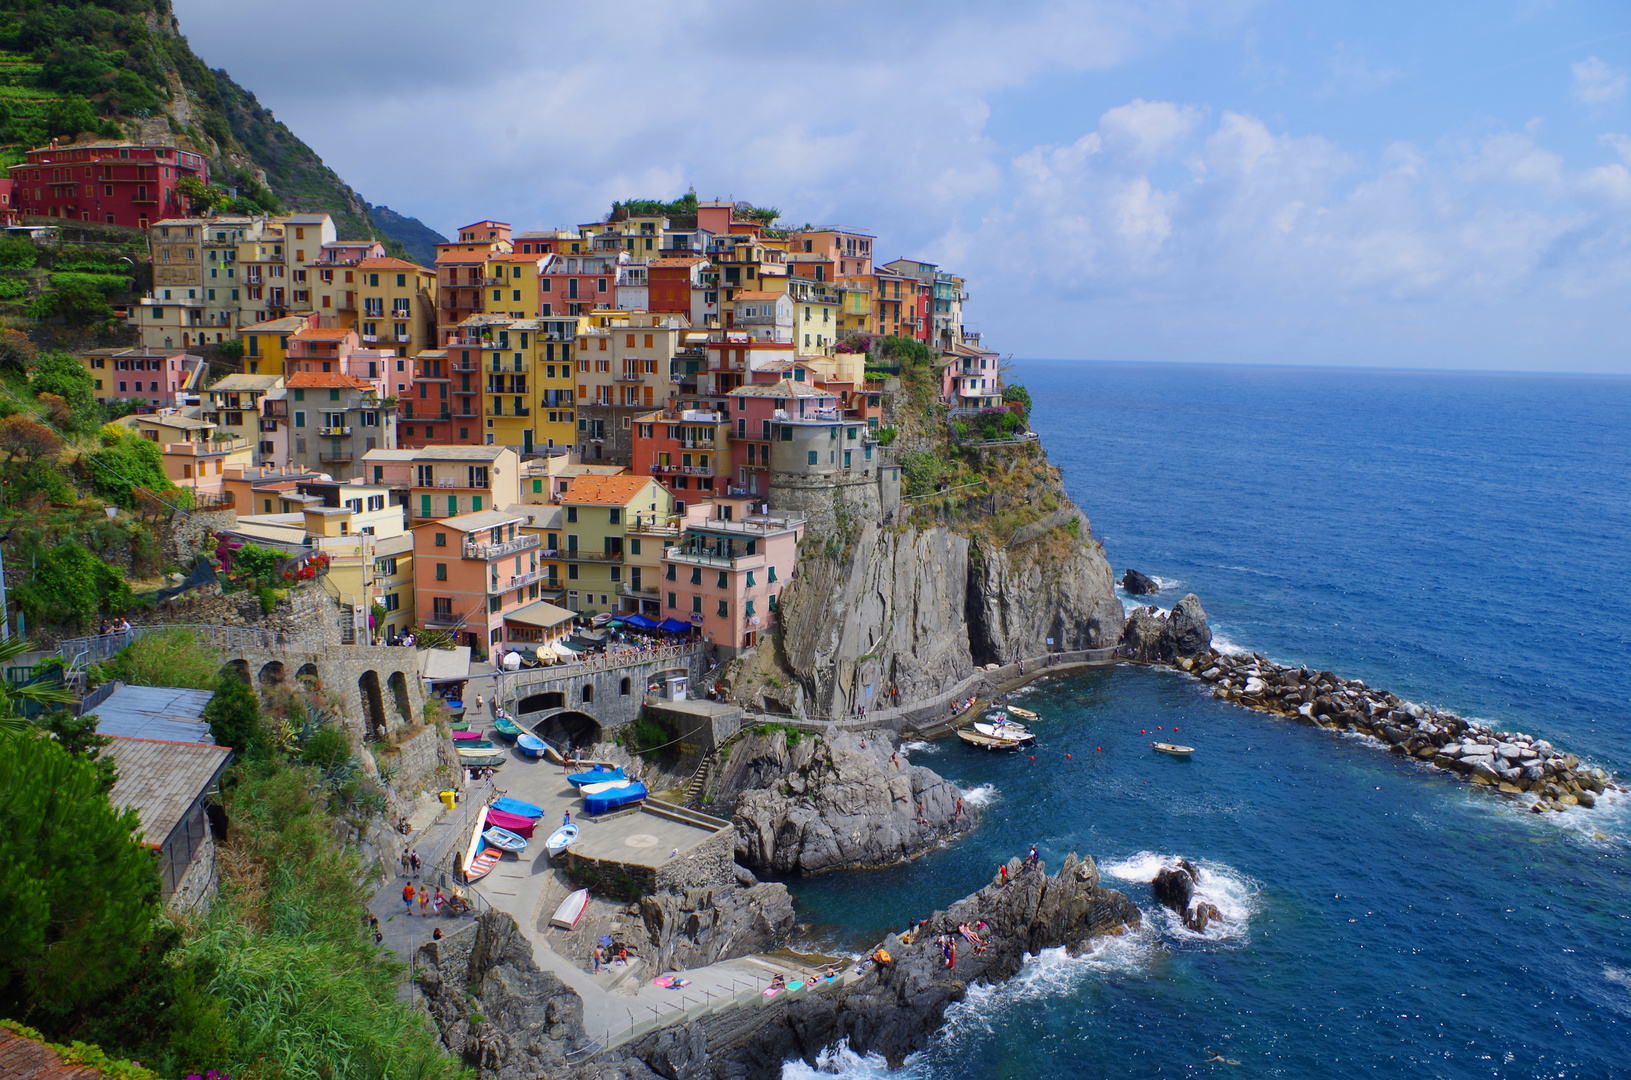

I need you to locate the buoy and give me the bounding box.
[1096,747,1102,752]
[1065,753,1072,759]
[1141,730,1146,735]
[1029,756,1035,761]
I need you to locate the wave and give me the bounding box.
[1102,851,1259,943]
[899,739,939,755]
[780,1039,914,1079]
[960,783,998,809]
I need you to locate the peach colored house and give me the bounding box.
[659,499,804,654]
[411,508,542,658]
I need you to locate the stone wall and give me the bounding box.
[165,828,217,914]
[375,721,457,796]
[161,506,237,566]
[653,816,736,892]
[768,464,900,539]
[504,648,709,739]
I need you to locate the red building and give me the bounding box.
[8,138,206,229]
[648,255,708,315]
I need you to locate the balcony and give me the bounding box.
[663,548,763,570]
[562,549,623,563]
[463,533,540,560]
[621,583,660,599]
[397,334,412,343]
[262,400,288,418]
[650,464,714,477]
[490,568,543,594]
[319,426,352,437]
[259,419,280,432]
[420,478,490,491]
[615,372,644,382]
[318,448,352,463]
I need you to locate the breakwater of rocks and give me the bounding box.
[1181,649,1620,813]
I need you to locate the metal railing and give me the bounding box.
[57,622,321,665]
[505,642,701,695]
[463,533,540,560]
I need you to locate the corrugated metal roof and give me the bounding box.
[90,684,216,743]
[418,646,471,681]
[102,736,233,848]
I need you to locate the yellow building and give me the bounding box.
[352,257,439,358]
[559,473,673,616]
[487,253,547,320]
[787,277,840,355]
[239,314,318,377]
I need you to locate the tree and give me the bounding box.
[82,426,176,508]
[203,671,268,759]
[35,708,115,793]
[13,540,131,631]
[230,543,282,583]
[176,176,229,215]
[29,279,114,328]
[0,239,38,271]
[1001,383,1031,420]
[0,637,76,736]
[0,734,158,1017]
[28,352,99,432]
[0,414,62,465]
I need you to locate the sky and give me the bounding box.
[170,0,1631,373]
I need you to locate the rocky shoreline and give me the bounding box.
[1118,594,1620,813]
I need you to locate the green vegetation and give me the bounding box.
[621,711,677,760]
[0,635,75,733]
[82,424,178,506]
[12,537,131,629]
[1001,382,1031,419]
[29,277,114,326]
[611,190,698,219]
[90,627,221,690]
[203,670,269,759]
[0,1021,159,1080]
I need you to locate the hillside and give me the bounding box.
[367,202,448,265]
[0,0,441,255]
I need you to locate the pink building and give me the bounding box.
[411,508,543,659]
[658,500,804,654]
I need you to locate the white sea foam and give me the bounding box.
[780,1039,917,1079]
[1102,851,1258,943]
[960,783,998,809]
[899,739,938,755]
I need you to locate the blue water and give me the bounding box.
[781,362,1631,1079]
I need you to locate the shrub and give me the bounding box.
[13,540,131,630]
[91,628,222,690]
[203,671,268,759]
[30,279,113,327]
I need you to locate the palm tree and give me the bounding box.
[0,636,76,735]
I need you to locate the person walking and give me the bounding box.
[401,849,411,878]
[475,693,484,716]
[403,882,416,914]
[418,889,430,917]
[592,944,604,974]
[433,888,446,915]
[409,848,422,878]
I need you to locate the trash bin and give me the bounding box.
[439,790,457,811]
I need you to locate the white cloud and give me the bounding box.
[1571,56,1629,107]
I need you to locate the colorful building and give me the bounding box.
[411,508,541,657]
[201,374,284,464]
[9,138,206,228]
[283,372,395,481]
[79,347,205,407]
[659,501,804,654]
[558,474,674,617]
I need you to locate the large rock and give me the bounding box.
[712,854,1141,1075]
[1151,862,1197,913]
[1122,608,1167,662]
[640,882,796,972]
[1161,594,1212,659]
[1122,568,1160,595]
[722,729,973,875]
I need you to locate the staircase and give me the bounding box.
[682,753,714,805]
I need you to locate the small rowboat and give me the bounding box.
[973,720,1035,744]
[466,845,503,881]
[451,730,485,742]
[1152,742,1195,756]
[458,750,506,768]
[550,887,590,929]
[568,765,625,787]
[1006,705,1039,722]
[957,727,1029,751]
[455,739,496,750]
[482,825,528,852]
[449,721,471,731]
[492,716,522,740]
[493,796,545,818]
[516,733,549,758]
[485,808,537,836]
[545,822,579,858]
[580,778,632,796]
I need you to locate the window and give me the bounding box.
[294,389,305,401]
[608,507,620,525]
[433,597,452,617]
[620,677,631,696]
[717,599,729,618]
[489,596,501,614]
[629,538,641,555]
[435,563,447,581]
[582,685,594,703]
[668,591,677,608]
[690,566,702,585]
[294,411,305,428]
[767,565,778,583]
[566,506,577,523]
[434,532,447,547]
[420,494,431,517]
[808,450,818,465]
[691,594,702,614]
[746,600,756,617]
[666,564,676,580]
[717,571,728,589]
[746,570,756,587]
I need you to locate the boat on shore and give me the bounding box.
[545,822,579,858]
[492,796,545,818]
[492,715,522,740]
[482,825,528,852]
[485,808,536,836]
[516,733,549,758]
[451,729,485,742]
[458,749,506,767]
[956,727,1030,751]
[1152,742,1195,756]
[550,887,590,929]
[584,780,647,815]
[568,765,626,787]
[466,845,502,881]
[580,778,633,796]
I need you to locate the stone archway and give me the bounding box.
[387,671,412,724]
[619,676,632,696]
[296,663,320,689]
[257,660,286,688]
[534,709,601,749]
[581,683,594,704]
[222,659,250,685]
[357,670,387,741]
[518,690,565,714]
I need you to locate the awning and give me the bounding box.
[504,599,577,629]
[417,646,471,682]
[623,613,659,630]
[657,618,692,633]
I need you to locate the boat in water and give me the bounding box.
[516,733,549,758]
[482,825,528,852]
[550,887,590,929]
[1006,705,1040,722]
[567,765,625,787]
[973,718,1036,744]
[1152,742,1195,756]
[545,822,579,858]
[957,726,1031,751]
[492,796,545,818]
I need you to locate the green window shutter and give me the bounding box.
[330,389,340,401]
[294,389,304,401]
[420,494,431,517]
[746,571,755,587]
[767,565,777,582]
[533,478,543,493]
[690,567,701,585]
[630,538,641,555]
[472,496,482,511]
[447,495,457,516]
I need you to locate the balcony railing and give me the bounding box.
[463,533,540,560]
[621,583,660,598]
[562,549,622,563]
[319,426,352,437]
[318,449,352,462]
[650,464,714,477]
[490,568,543,594]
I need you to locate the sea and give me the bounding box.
[778,360,1631,1079]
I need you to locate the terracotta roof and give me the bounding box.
[732,290,781,301]
[491,252,545,263]
[728,380,833,398]
[358,256,428,271]
[285,372,370,389]
[561,474,655,506]
[435,250,489,264]
[0,1026,108,1080]
[292,327,356,340]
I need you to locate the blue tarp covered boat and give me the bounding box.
[584,780,647,816]
[567,765,625,787]
[492,796,545,818]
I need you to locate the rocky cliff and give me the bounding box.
[715,728,972,875]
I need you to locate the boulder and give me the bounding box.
[1150,859,1199,914]
[1122,568,1161,595]
[640,882,796,972]
[1122,608,1167,663]
[1161,594,1213,659]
